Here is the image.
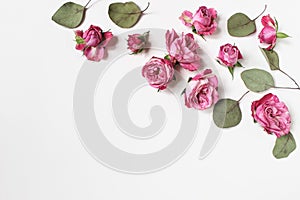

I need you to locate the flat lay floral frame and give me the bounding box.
[52,0,298,162]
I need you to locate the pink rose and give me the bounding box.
[258,15,277,50]
[184,69,219,110]
[165,29,200,71]
[127,31,149,54]
[179,11,193,27]
[217,43,243,67]
[251,93,291,138]
[74,25,113,62]
[142,57,175,90]
[180,6,217,36]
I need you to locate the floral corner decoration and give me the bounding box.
[52,1,298,159]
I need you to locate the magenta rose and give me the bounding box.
[184,69,219,110]
[251,93,291,138]
[217,43,243,67]
[127,31,149,54]
[142,57,175,90]
[258,15,277,50]
[165,29,200,71]
[180,6,217,36]
[75,25,113,62]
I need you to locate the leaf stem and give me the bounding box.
[278,69,300,88]
[84,0,92,8]
[237,91,250,103]
[271,86,300,90]
[141,2,150,13]
[253,5,267,21]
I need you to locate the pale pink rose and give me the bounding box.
[217,43,243,67]
[184,69,219,110]
[165,29,200,71]
[179,11,193,27]
[258,15,277,50]
[192,6,217,35]
[251,93,291,138]
[74,25,113,62]
[127,31,149,54]
[142,57,175,90]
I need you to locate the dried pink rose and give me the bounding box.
[217,43,243,67]
[258,15,277,50]
[184,69,219,110]
[165,29,200,71]
[251,93,291,138]
[75,25,113,62]
[127,31,149,54]
[142,57,175,90]
[180,6,217,36]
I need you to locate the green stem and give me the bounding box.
[279,69,300,88]
[237,91,250,103]
[141,2,150,13]
[253,5,267,21]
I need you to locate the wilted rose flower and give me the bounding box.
[142,57,175,90]
[217,43,243,67]
[75,25,113,62]
[251,93,291,138]
[180,6,217,36]
[127,31,149,54]
[258,15,277,50]
[165,29,200,71]
[184,69,219,110]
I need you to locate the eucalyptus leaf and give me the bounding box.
[273,133,296,159]
[108,2,149,28]
[241,69,275,92]
[260,48,280,70]
[213,99,242,128]
[52,2,86,28]
[227,13,256,37]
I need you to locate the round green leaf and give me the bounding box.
[213,99,242,128]
[273,133,296,159]
[227,13,256,37]
[52,2,85,29]
[260,48,280,70]
[241,69,275,92]
[108,2,143,28]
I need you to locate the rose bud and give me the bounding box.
[127,31,149,54]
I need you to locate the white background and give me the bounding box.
[1,0,300,199]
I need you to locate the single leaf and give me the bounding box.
[227,13,256,37]
[108,2,148,28]
[75,36,85,44]
[52,2,86,28]
[260,48,280,70]
[228,67,234,79]
[235,61,243,68]
[276,32,290,38]
[213,99,242,128]
[273,133,296,159]
[241,69,275,92]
